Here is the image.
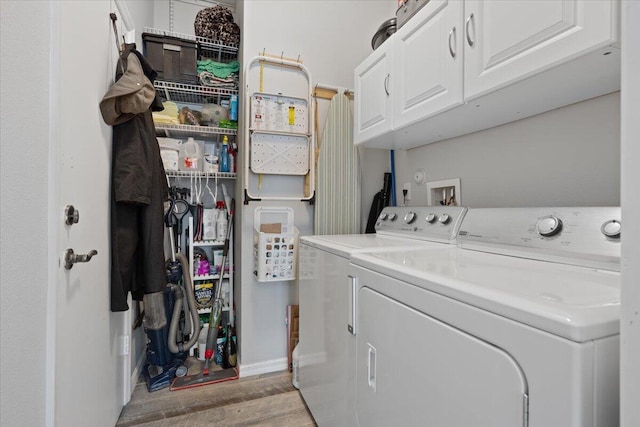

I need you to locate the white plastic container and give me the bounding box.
[179,137,203,171]
[202,208,217,241]
[216,209,228,241]
[253,207,298,282]
[197,323,209,361]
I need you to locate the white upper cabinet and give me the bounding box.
[393,0,464,129]
[354,0,620,149]
[464,0,619,99]
[354,40,394,144]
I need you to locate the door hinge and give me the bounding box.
[523,393,529,427]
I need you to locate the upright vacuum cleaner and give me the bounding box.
[171,199,237,391]
[143,198,201,392]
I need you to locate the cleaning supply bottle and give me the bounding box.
[229,94,238,122]
[222,323,237,368]
[216,203,228,242]
[220,135,230,173]
[215,325,225,365]
[228,140,235,174]
[197,323,209,361]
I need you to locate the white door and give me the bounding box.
[356,287,527,427]
[354,41,394,145]
[51,1,126,425]
[464,0,618,100]
[393,0,463,128]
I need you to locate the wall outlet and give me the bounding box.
[403,182,412,201]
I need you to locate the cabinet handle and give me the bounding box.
[347,275,358,335]
[448,27,457,58]
[367,343,376,391]
[384,74,390,96]
[465,13,475,47]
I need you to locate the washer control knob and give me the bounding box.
[379,212,388,221]
[404,212,417,224]
[438,214,451,224]
[536,215,563,237]
[601,219,621,238]
[425,213,437,223]
[388,213,397,221]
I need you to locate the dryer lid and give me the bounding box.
[351,247,620,342]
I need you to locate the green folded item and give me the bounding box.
[197,60,240,79]
[218,119,238,129]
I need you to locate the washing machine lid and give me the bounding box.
[301,234,449,258]
[351,247,620,342]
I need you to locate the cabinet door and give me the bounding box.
[354,41,394,144]
[356,286,527,427]
[464,0,618,100]
[393,0,464,128]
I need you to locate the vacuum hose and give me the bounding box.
[167,253,200,354]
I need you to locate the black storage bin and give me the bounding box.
[142,33,198,84]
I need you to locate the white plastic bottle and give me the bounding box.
[216,208,228,242]
[197,323,209,361]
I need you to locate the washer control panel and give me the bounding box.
[458,207,621,271]
[375,206,468,242]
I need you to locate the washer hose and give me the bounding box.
[167,253,200,354]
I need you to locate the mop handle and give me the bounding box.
[204,199,235,362]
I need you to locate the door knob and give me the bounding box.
[64,248,98,270]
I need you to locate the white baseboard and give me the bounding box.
[130,351,146,395]
[239,357,288,378]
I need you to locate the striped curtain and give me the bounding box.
[314,93,360,235]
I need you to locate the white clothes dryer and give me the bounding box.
[298,206,467,426]
[349,207,621,427]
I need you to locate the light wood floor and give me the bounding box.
[117,360,316,426]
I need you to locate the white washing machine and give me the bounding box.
[349,207,621,427]
[299,206,468,426]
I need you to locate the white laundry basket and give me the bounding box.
[254,207,298,282]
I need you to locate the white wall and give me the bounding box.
[237,0,395,370]
[620,2,640,425]
[394,92,621,208]
[0,2,51,426]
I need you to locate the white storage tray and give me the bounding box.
[250,132,310,175]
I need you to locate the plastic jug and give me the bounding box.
[179,137,202,171]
